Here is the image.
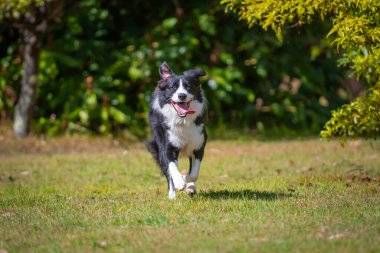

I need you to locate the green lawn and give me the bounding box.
[0,135,379,252]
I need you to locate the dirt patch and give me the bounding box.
[0,124,132,155]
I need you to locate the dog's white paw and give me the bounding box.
[186,182,196,196]
[172,173,186,191]
[168,190,176,200]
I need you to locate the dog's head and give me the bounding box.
[157,62,206,118]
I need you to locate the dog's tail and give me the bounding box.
[144,139,160,165]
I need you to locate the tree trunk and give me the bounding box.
[13,28,41,138]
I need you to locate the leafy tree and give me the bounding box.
[221,0,380,142]
[1,0,347,138]
[0,0,65,137]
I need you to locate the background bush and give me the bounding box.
[221,0,380,142]
[0,0,350,138]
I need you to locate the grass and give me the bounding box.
[0,133,380,253]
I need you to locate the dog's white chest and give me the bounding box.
[152,98,205,156]
[168,123,204,157]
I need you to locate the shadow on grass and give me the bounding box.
[198,189,293,201]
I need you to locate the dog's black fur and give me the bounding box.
[145,62,207,199]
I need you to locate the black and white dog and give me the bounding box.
[145,62,207,199]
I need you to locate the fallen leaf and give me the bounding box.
[251,237,267,242]
[220,174,229,179]
[328,232,346,240]
[1,212,14,217]
[298,166,313,173]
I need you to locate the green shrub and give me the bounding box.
[222,0,380,142]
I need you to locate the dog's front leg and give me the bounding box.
[167,175,176,200]
[159,144,183,199]
[185,147,204,183]
[185,157,195,196]
[184,157,202,197]
[168,161,186,191]
[185,159,201,183]
[166,145,186,192]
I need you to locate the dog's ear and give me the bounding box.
[159,62,174,81]
[183,69,206,79]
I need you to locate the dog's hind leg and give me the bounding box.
[144,140,159,165]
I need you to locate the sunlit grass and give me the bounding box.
[0,136,379,252]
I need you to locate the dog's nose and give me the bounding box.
[178,93,187,101]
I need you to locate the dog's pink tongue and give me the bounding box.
[172,101,196,116]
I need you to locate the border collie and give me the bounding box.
[145,62,207,199]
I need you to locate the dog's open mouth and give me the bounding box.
[170,100,196,118]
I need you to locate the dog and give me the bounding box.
[145,62,207,199]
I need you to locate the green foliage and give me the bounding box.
[0,0,50,19]
[221,0,380,142]
[1,0,348,137]
[321,83,380,144]
[0,45,22,116]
